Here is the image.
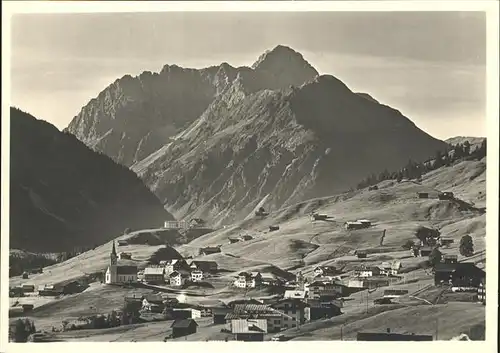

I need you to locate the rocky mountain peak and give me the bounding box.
[251,45,319,77]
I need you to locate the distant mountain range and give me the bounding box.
[10,108,173,252]
[65,45,449,227]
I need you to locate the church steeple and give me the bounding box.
[110,241,117,265]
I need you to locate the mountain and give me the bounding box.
[67,45,448,227]
[131,73,448,226]
[10,107,174,252]
[66,45,319,167]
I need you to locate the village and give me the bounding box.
[9,186,487,342]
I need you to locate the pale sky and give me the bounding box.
[10,11,486,140]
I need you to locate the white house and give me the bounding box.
[353,266,380,278]
[191,270,203,282]
[169,271,187,287]
[234,272,256,288]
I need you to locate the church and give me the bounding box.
[105,241,138,284]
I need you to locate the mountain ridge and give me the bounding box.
[10,107,174,252]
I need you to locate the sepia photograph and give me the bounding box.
[1,0,498,349]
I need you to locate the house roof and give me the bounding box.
[170,319,198,329]
[231,319,267,334]
[233,304,274,314]
[116,265,138,275]
[144,267,165,275]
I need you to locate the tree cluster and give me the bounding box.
[355,139,486,190]
[9,318,36,342]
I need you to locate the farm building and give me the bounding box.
[260,272,281,286]
[345,221,365,230]
[38,284,62,296]
[9,287,24,297]
[228,237,240,244]
[189,218,206,228]
[418,247,433,257]
[255,207,269,217]
[117,240,128,246]
[357,219,372,227]
[417,192,429,199]
[188,260,218,273]
[440,238,455,247]
[379,261,402,276]
[199,246,222,256]
[311,212,329,221]
[434,263,485,288]
[231,319,267,341]
[284,290,307,300]
[368,185,379,191]
[269,225,280,232]
[144,267,165,284]
[171,319,198,338]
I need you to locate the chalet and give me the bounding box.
[357,329,433,341]
[354,266,381,278]
[119,252,132,260]
[345,221,365,230]
[271,298,307,330]
[314,266,339,277]
[379,261,402,276]
[477,278,485,305]
[57,280,86,295]
[305,301,342,321]
[443,254,458,264]
[308,282,346,299]
[212,306,232,324]
[199,246,222,256]
[189,260,218,273]
[357,219,372,227]
[269,225,280,232]
[144,267,166,284]
[234,272,261,289]
[21,284,35,293]
[38,284,62,296]
[169,271,189,287]
[356,250,368,259]
[171,319,198,338]
[438,192,454,200]
[117,240,128,246]
[284,290,307,300]
[142,294,164,313]
[418,247,433,257]
[225,304,282,333]
[383,289,409,298]
[434,263,485,288]
[191,270,203,282]
[417,192,429,199]
[231,319,267,341]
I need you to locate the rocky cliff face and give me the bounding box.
[10,108,174,252]
[131,74,448,226]
[67,45,448,227]
[66,45,319,167]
